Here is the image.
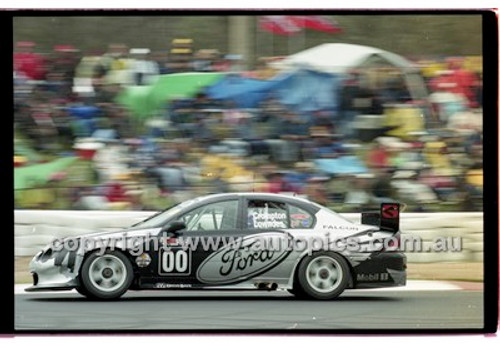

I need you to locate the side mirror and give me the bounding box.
[162,221,186,235]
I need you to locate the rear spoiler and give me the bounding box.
[361,203,400,232]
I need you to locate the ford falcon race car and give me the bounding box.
[26,193,406,300]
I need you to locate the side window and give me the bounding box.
[247,200,289,229]
[179,200,239,231]
[289,205,314,229]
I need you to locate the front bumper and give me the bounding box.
[352,251,407,289]
[26,247,83,292]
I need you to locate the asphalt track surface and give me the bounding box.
[15,287,483,330]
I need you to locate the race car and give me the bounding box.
[26,193,406,300]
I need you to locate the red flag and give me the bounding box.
[259,16,302,35]
[289,15,342,33]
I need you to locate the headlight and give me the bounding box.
[40,247,53,261]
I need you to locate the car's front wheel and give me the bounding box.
[80,250,133,300]
[297,252,350,300]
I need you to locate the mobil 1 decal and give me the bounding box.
[196,232,293,285]
[158,247,191,276]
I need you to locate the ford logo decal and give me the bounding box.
[196,232,293,285]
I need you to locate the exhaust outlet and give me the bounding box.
[255,282,278,291]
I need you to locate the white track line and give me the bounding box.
[351,280,462,292]
[15,280,464,295]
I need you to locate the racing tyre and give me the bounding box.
[297,252,350,300]
[80,250,133,300]
[75,285,89,297]
[287,271,309,298]
[287,287,308,299]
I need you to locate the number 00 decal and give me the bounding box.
[159,248,191,275]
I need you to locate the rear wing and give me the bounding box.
[361,203,400,232]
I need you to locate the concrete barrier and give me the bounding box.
[14,210,483,262]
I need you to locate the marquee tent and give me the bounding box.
[272,43,428,101]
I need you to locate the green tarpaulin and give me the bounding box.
[15,141,43,163]
[116,72,225,120]
[14,157,78,190]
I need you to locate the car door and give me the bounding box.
[233,196,319,283]
[193,196,300,286]
[155,197,244,286]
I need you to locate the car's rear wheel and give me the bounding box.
[297,252,350,300]
[80,250,133,300]
[287,287,308,298]
[288,270,308,298]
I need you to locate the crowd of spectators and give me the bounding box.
[14,41,483,212]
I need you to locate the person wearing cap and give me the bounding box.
[14,41,47,80]
[102,44,134,86]
[429,58,478,109]
[446,57,478,108]
[51,45,79,84]
[130,48,160,86]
